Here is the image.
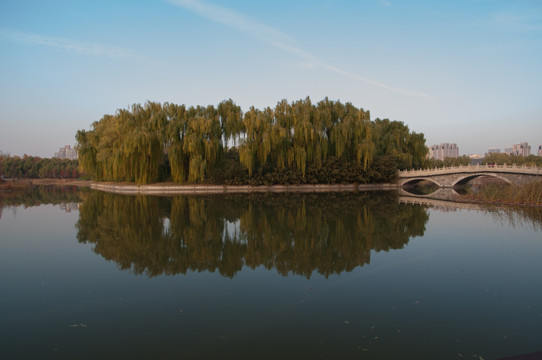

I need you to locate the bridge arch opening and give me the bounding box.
[399,187,461,199]
[401,179,440,195]
[452,174,513,187]
[402,178,442,187]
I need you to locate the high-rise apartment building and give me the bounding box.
[538,145,542,157]
[503,142,532,156]
[429,143,459,160]
[511,142,531,156]
[54,145,78,160]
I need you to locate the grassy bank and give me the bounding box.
[465,180,542,206]
[0,179,31,192]
[0,178,92,192]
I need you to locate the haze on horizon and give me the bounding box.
[1,0,541,158]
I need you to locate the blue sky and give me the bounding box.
[1,0,541,157]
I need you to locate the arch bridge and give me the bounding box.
[399,164,541,188]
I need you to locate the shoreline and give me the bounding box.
[2,179,539,207]
[1,178,398,194]
[89,182,399,195]
[0,178,93,189]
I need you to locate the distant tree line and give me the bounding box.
[483,153,542,167]
[76,97,428,185]
[425,155,471,168]
[0,154,80,179]
[423,153,542,169]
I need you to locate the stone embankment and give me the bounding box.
[90,182,398,195]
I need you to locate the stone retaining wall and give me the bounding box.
[90,183,399,195]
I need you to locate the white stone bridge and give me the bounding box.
[399,164,542,188]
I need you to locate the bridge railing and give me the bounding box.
[399,163,541,177]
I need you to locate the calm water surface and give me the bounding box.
[0,188,541,359]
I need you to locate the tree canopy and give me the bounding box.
[0,154,79,179]
[76,98,428,184]
[483,153,542,167]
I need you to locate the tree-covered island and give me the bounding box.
[76,97,428,185]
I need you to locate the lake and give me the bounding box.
[1,187,541,359]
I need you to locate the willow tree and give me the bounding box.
[337,102,373,169]
[122,124,162,184]
[76,103,167,184]
[238,106,273,176]
[76,129,98,179]
[408,132,428,169]
[217,99,243,151]
[315,98,341,144]
[105,104,164,184]
[268,97,322,176]
[308,101,333,169]
[76,97,426,184]
[166,103,188,182]
[264,100,291,172]
[94,114,126,181]
[372,118,426,170]
[290,97,318,177]
[130,102,169,184]
[182,105,222,182]
[143,101,169,145]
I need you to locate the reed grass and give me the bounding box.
[468,180,542,206]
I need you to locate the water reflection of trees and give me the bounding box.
[0,186,82,218]
[76,192,429,278]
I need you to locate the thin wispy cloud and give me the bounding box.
[319,64,431,99]
[167,0,292,45]
[1,30,138,58]
[378,0,392,8]
[168,0,431,100]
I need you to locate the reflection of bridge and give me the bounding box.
[399,193,542,232]
[398,187,462,202]
[399,164,541,188]
[399,187,500,210]
[399,195,488,212]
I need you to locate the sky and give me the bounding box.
[1,0,541,157]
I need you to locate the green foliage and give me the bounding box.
[0,155,80,179]
[207,149,399,185]
[217,99,243,151]
[372,118,427,169]
[0,152,5,178]
[77,104,167,184]
[76,97,428,184]
[425,155,471,168]
[483,153,542,167]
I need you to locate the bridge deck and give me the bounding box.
[399,164,541,178]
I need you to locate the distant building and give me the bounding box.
[429,143,459,160]
[487,147,501,154]
[511,142,531,156]
[469,154,483,165]
[54,145,77,160]
[538,145,542,157]
[504,147,513,155]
